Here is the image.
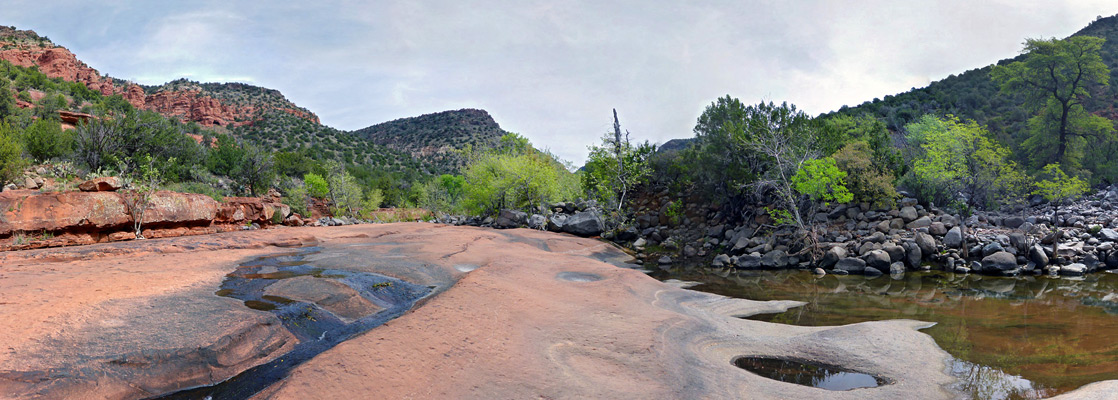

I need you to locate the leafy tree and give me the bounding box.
[235,143,274,196]
[73,115,122,171]
[206,134,246,177]
[304,173,329,199]
[833,141,898,208]
[325,161,364,218]
[991,36,1114,170]
[0,122,26,186]
[1033,163,1089,264]
[461,135,578,215]
[741,101,818,232]
[791,157,853,206]
[687,95,765,197]
[817,114,902,175]
[582,109,656,210]
[21,118,72,162]
[0,77,16,121]
[903,115,1027,210]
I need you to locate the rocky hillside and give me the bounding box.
[0,26,318,127]
[352,109,507,173]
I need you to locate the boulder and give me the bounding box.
[863,266,883,277]
[929,222,948,236]
[834,257,866,273]
[863,249,891,270]
[914,232,936,256]
[1029,244,1049,268]
[735,254,762,269]
[761,249,789,268]
[1060,263,1088,276]
[982,242,1005,257]
[1099,228,1118,242]
[1003,216,1025,229]
[944,227,963,248]
[882,245,906,263]
[547,214,569,232]
[899,206,918,222]
[495,209,528,228]
[902,240,922,268]
[907,216,932,229]
[980,251,1018,273]
[711,254,731,268]
[889,262,906,276]
[657,256,672,265]
[563,211,605,237]
[819,246,847,268]
[78,176,123,192]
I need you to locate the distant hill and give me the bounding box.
[352,109,507,173]
[0,26,319,128]
[827,14,1118,148]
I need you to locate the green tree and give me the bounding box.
[73,115,122,171]
[740,101,818,232]
[582,109,656,210]
[0,76,16,121]
[235,143,274,196]
[687,95,765,197]
[1033,163,1089,264]
[991,36,1113,170]
[22,118,72,162]
[791,157,853,206]
[904,115,1027,210]
[119,155,167,239]
[325,161,364,218]
[461,135,578,215]
[833,141,898,208]
[0,122,27,186]
[304,173,329,199]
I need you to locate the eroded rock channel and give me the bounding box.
[156,247,431,399]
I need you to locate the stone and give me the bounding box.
[1003,216,1025,229]
[563,211,605,237]
[711,254,731,268]
[889,262,906,275]
[902,240,922,268]
[1029,244,1049,268]
[875,220,891,233]
[78,176,124,192]
[1060,263,1088,276]
[812,267,826,275]
[683,245,698,258]
[834,257,866,273]
[1009,233,1028,252]
[495,209,528,228]
[863,249,891,270]
[882,245,905,263]
[632,238,647,249]
[982,242,1004,257]
[735,254,762,269]
[899,206,918,222]
[944,227,963,248]
[528,214,547,230]
[547,214,568,232]
[929,222,947,236]
[657,256,672,265]
[1100,228,1118,242]
[980,251,1018,273]
[900,197,919,207]
[915,232,936,256]
[761,249,788,268]
[820,246,847,268]
[906,216,931,229]
[863,266,883,277]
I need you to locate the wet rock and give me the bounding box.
[882,245,905,263]
[889,262,906,276]
[980,251,1018,273]
[711,254,731,268]
[265,276,383,321]
[864,266,883,277]
[835,257,867,273]
[813,267,826,275]
[657,256,672,265]
[735,254,762,269]
[761,249,788,268]
[1060,263,1088,276]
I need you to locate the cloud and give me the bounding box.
[4,1,1118,164]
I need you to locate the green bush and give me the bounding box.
[0,122,27,185]
[304,173,329,199]
[22,118,73,162]
[833,141,897,208]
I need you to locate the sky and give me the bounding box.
[6,1,1118,164]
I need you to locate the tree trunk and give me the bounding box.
[1056,102,1071,163]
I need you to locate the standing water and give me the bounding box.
[648,266,1118,400]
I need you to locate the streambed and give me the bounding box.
[648,266,1118,399]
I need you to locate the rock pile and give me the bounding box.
[436,201,608,238]
[611,184,1118,277]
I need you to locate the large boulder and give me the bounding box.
[914,232,937,256]
[1099,228,1118,242]
[819,245,847,268]
[901,240,922,268]
[563,211,605,237]
[899,206,918,222]
[1003,216,1025,229]
[78,176,123,192]
[944,227,963,248]
[863,249,891,270]
[1029,244,1049,268]
[547,214,569,232]
[0,190,218,236]
[494,209,528,228]
[906,216,932,229]
[834,257,867,273]
[1060,263,1088,276]
[980,251,1018,273]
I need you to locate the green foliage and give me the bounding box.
[833,141,898,208]
[0,122,26,185]
[234,143,274,196]
[282,184,309,217]
[817,114,903,175]
[461,135,579,215]
[1033,163,1089,204]
[904,115,1028,209]
[791,157,853,206]
[206,134,246,176]
[992,36,1113,171]
[325,162,365,218]
[581,114,657,209]
[352,109,506,174]
[685,95,763,196]
[21,118,72,162]
[304,173,329,199]
[118,155,167,239]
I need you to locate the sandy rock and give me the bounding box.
[78,176,123,192]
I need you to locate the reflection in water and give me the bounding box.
[733,356,885,390]
[648,267,1118,399]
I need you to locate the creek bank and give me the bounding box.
[434,200,609,237]
[609,184,1118,278]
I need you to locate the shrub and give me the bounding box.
[304,173,329,199]
[22,118,72,162]
[0,122,27,186]
[833,141,898,208]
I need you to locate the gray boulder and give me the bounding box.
[899,206,918,222]
[882,245,906,263]
[864,267,884,277]
[929,222,948,236]
[834,257,867,273]
[547,214,569,232]
[863,250,892,271]
[980,251,1018,273]
[528,214,547,230]
[982,242,1005,257]
[907,216,932,229]
[902,240,922,268]
[711,254,731,268]
[889,262,906,276]
[658,256,672,265]
[563,211,605,237]
[944,227,963,248]
[1060,263,1088,276]
[495,209,528,228]
[1003,216,1025,229]
[1029,244,1049,268]
[915,232,936,255]
[820,246,847,268]
[761,250,789,268]
[1100,228,1118,242]
[736,254,762,269]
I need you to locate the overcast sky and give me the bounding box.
[6,1,1118,164]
